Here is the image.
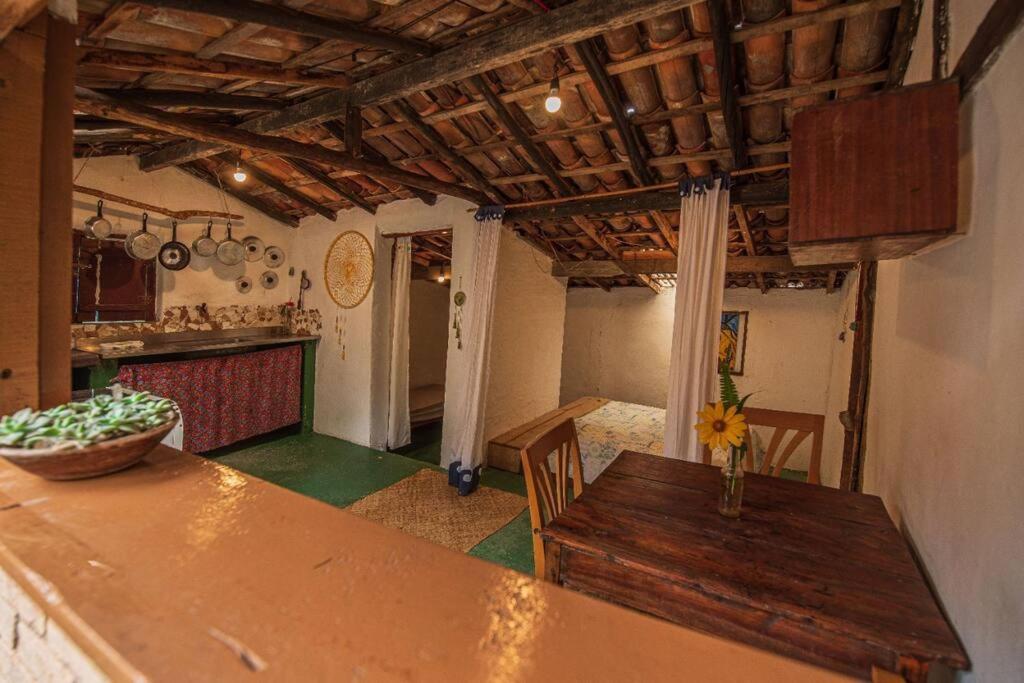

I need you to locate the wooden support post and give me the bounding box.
[953,0,1024,97]
[345,103,363,159]
[708,0,748,169]
[840,262,877,492]
[1,11,75,412]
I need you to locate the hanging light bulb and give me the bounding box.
[233,161,247,183]
[544,77,562,114]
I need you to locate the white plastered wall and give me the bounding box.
[71,157,297,310]
[408,280,450,389]
[859,1,1024,680]
[483,229,567,443]
[560,286,848,471]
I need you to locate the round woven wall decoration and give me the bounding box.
[324,231,374,308]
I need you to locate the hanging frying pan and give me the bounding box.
[242,235,265,262]
[192,219,218,258]
[158,220,191,271]
[216,221,244,266]
[124,212,161,261]
[83,200,112,240]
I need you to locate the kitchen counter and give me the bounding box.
[74,328,319,360]
[0,447,850,682]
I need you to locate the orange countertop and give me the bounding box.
[0,446,852,682]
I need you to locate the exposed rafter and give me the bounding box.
[100,89,286,111]
[392,99,499,202]
[78,51,353,89]
[708,0,748,169]
[138,0,704,170]
[285,158,376,216]
[222,153,337,222]
[505,181,788,222]
[178,164,300,228]
[320,120,438,207]
[75,88,489,205]
[130,0,433,56]
[551,255,853,278]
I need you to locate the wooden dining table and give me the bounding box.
[539,451,969,681]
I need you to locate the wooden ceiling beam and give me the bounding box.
[285,158,376,215]
[222,153,337,222]
[953,0,1024,97]
[131,0,432,56]
[138,0,703,169]
[178,163,300,228]
[574,39,655,186]
[393,99,500,202]
[78,51,352,89]
[98,89,286,111]
[708,0,748,169]
[75,88,488,204]
[506,180,788,222]
[552,255,855,278]
[470,74,574,197]
[321,120,438,206]
[733,205,766,293]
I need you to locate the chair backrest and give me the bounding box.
[519,418,584,579]
[702,407,825,485]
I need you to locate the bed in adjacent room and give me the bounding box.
[487,397,665,483]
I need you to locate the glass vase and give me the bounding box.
[718,447,744,519]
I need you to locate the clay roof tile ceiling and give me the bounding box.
[74,0,903,291]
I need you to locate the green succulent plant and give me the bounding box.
[0,392,176,451]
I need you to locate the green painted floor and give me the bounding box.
[211,424,535,574]
[210,425,809,577]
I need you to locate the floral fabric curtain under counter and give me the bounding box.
[117,345,302,453]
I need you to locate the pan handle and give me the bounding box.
[171,219,178,241]
[142,212,149,233]
[206,219,213,238]
[96,199,104,217]
[226,220,232,240]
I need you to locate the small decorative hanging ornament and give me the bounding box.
[452,277,466,350]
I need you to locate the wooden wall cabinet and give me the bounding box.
[789,80,960,265]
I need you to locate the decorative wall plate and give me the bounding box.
[324,231,374,309]
[243,236,266,262]
[235,276,252,294]
[261,270,279,289]
[264,246,285,268]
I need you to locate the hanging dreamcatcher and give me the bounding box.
[324,231,374,309]
[452,277,466,350]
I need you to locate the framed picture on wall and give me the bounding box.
[720,311,748,376]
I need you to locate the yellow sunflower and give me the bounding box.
[694,402,748,452]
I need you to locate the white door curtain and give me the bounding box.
[664,173,731,462]
[387,236,412,449]
[443,206,504,495]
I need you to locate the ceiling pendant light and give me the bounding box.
[233,161,247,183]
[544,76,562,114]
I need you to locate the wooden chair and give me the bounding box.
[702,407,825,484]
[519,418,584,579]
